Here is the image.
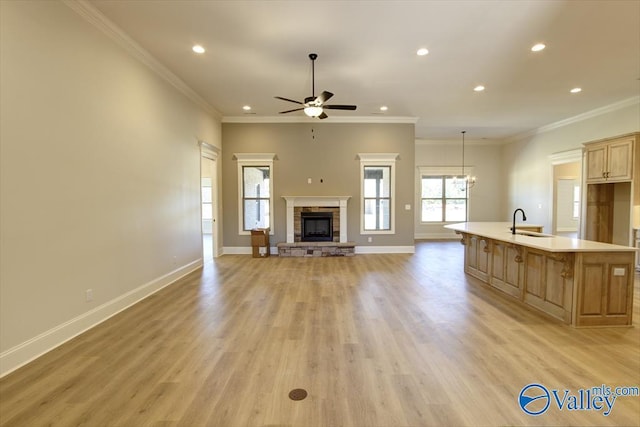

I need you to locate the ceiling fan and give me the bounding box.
[275,53,357,119]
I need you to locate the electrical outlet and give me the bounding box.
[367,237,373,243]
[613,268,626,276]
[85,289,93,302]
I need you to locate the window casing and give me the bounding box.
[235,153,275,235]
[359,153,397,234]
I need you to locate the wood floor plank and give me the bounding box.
[1,241,639,426]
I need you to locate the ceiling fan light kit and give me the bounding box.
[303,106,323,118]
[275,53,357,120]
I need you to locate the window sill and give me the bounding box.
[361,230,395,235]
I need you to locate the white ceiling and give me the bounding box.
[88,0,640,141]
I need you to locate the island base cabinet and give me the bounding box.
[452,226,636,327]
[574,252,635,326]
[490,241,524,299]
[465,235,490,282]
[523,250,574,324]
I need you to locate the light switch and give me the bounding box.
[405,204,411,210]
[307,178,312,184]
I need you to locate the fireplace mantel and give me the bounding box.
[282,196,351,243]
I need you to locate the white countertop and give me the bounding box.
[445,222,636,253]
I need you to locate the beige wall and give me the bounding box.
[0,1,221,375]
[503,101,640,233]
[414,140,504,238]
[221,122,415,249]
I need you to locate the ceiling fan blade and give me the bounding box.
[279,107,305,114]
[324,104,357,110]
[318,111,328,119]
[275,96,303,105]
[315,91,334,104]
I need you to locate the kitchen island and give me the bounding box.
[445,222,636,327]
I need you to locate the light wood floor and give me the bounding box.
[1,241,639,426]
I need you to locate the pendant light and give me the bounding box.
[459,130,476,191]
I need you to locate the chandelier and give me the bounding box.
[455,130,476,191]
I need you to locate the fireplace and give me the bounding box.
[301,212,333,242]
[283,196,350,243]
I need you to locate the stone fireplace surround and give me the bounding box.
[283,196,350,243]
[279,196,354,257]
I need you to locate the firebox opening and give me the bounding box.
[301,212,333,242]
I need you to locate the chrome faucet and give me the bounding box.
[512,208,527,234]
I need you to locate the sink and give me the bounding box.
[513,231,554,238]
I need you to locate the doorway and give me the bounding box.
[552,160,581,237]
[200,142,220,259]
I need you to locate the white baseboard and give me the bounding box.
[222,246,277,255]
[414,232,460,240]
[355,245,415,254]
[224,246,416,255]
[0,259,203,378]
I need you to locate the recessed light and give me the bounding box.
[192,45,205,54]
[242,105,251,111]
[380,106,388,111]
[570,87,582,93]
[531,43,546,52]
[474,85,485,92]
[416,48,429,56]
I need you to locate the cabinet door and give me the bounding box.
[607,138,633,181]
[490,242,523,299]
[585,144,607,182]
[576,252,634,326]
[523,250,573,323]
[465,236,490,281]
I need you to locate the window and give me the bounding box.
[420,175,467,223]
[364,166,391,230]
[573,185,580,219]
[359,153,397,234]
[235,153,275,234]
[242,166,270,230]
[201,177,212,221]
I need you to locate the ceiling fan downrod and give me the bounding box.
[309,53,317,100]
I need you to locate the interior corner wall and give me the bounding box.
[414,141,504,239]
[502,102,640,234]
[0,1,221,375]
[221,122,415,249]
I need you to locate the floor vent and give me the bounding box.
[288,388,308,401]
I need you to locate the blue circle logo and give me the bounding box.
[519,383,550,416]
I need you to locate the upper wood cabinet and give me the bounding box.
[584,134,637,183]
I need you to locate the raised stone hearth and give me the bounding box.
[277,242,355,257]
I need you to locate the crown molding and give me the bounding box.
[548,149,583,165]
[222,115,419,124]
[503,96,640,144]
[62,0,222,120]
